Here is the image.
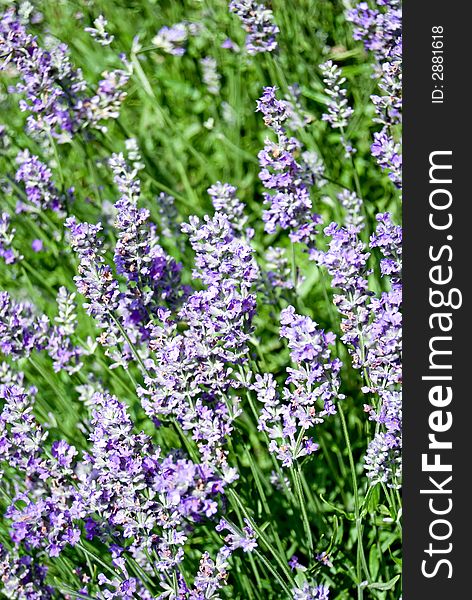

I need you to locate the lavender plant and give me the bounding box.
[0,1,402,599]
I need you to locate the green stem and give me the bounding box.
[227,488,295,588]
[291,462,314,559]
[338,404,370,596]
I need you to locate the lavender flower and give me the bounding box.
[266,246,293,290]
[207,182,247,233]
[85,69,129,133]
[0,384,46,479]
[313,214,402,487]
[0,213,21,264]
[0,384,83,557]
[257,87,321,243]
[110,153,187,322]
[125,137,145,171]
[347,1,402,185]
[0,293,49,359]
[66,217,121,324]
[254,306,342,467]
[140,212,257,470]
[292,581,330,600]
[31,239,43,252]
[300,151,327,189]
[190,547,231,599]
[284,84,311,131]
[79,392,225,578]
[371,130,402,186]
[337,190,364,229]
[156,192,180,241]
[320,61,353,130]
[15,151,63,213]
[229,1,279,54]
[200,57,221,96]
[0,544,55,599]
[216,518,257,552]
[1,9,128,141]
[85,15,114,46]
[46,287,83,374]
[152,22,201,56]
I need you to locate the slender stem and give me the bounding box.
[253,548,293,597]
[338,404,370,595]
[226,488,295,587]
[291,462,314,559]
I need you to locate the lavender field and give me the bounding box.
[0,1,402,598]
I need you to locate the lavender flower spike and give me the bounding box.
[257,86,321,243]
[229,1,279,54]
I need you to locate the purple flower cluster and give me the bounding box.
[67,156,187,365]
[216,518,257,552]
[79,392,225,577]
[85,15,114,46]
[337,190,364,229]
[0,544,55,599]
[190,548,231,599]
[110,154,186,320]
[47,287,83,374]
[347,1,402,185]
[266,246,294,290]
[152,21,202,56]
[0,378,239,596]
[207,181,248,234]
[1,385,83,557]
[66,217,123,358]
[0,293,49,359]
[313,213,402,486]
[254,306,342,467]
[140,211,258,470]
[0,8,128,142]
[229,1,279,54]
[200,57,221,95]
[292,581,330,600]
[319,60,355,157]
[257,87,321,243]
[15,151,64,213]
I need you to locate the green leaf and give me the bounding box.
[368,575,401,591]
[369,545,380,581]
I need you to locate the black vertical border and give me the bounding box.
[404,2,469,597]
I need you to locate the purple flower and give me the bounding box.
[190,547,231,598]
[254,307,343,467]
[15,151,64,213]
[371,129,402,186]
[140,212,257,470]
[257,87,321,243]
[31,239,43,252]
[85,15,114,46]
[1,9,128,141]
[0,544,55,599]
[0,293,49,359]
[292,581,330,600]
[152,21,201,55]
[229,1,279,54]
[79,392,225,577]
[0,213,21,264]
[313,215,402,487]
[200,57,221,95]
[337,190,364,229]
[216,518,257,552]
[347,1,402,184]
[207,182,247,234]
